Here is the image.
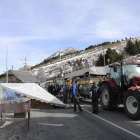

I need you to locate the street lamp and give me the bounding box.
[132,60,135,63]
[107,59,110,65]
[59,52,65,78]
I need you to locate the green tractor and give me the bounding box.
[100,62,140,120]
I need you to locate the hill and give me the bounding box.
[47,47,79,60]
[30,37,140,82]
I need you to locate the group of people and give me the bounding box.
[72,80,101,114]
[48,81,101,114]
[47,85,61,96]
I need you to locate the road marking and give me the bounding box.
[38,123,64,126]
[84,109,140,139]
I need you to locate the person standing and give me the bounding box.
[48,85,51,93]
[50,85,54,95]
[63,85,68,103]
[53,85,57,96]
[57,85,61,95]
[73,80,84,113]
[90,82,100,114]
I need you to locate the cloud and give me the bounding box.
[0,0,140,74]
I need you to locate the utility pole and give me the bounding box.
[12,65,13,69]
[6,45,8,83]
[60,52,62,77]
[21,57,30,71]
[103,49,105,67]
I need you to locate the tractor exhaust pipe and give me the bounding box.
[121,62,124,75]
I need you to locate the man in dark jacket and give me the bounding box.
[47,85,50,92]
[50,85,54,95]
[73,80,84,113]
[90,82,100,114]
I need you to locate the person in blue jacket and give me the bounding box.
[73,80,84,113]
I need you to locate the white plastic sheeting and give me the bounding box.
[0,84,4,104]
[0,83,65,107]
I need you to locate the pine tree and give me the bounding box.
[125,40,137,55]
[135,40,140,54]
[96,54,104,66]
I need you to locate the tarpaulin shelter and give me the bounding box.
[65,66,110,79]
[0,83,65,107]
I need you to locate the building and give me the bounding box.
[0,69,39,83]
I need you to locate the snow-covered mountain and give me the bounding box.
[31,37,140,81]
[47,47,79,59]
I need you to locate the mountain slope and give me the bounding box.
[31,37,140,81]
[47,47,79,59]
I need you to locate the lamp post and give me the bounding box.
[132,60,135,63]
[59,52,62,77]
[103,49,105,67]
[107,59,110,65]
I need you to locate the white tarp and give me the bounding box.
[0,84,4,104]
[0,83,65,107]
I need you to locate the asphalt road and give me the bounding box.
[0,98,140,140]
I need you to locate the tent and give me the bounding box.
[0,83,65,107]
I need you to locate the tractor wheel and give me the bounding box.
[124,91,140,120]
[100,83,116,110]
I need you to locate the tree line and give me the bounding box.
[96,48,123,66]
[96,39,140,66]
[125,40,140,56]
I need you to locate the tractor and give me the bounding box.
[100,62,140,120]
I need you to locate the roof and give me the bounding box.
[0,70,39,83]
[109,63,140,67]
[109,63,121,67]
[65,66,110,79]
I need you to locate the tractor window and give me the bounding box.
[110,66,121,86]
[124,65,140,80]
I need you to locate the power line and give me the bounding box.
[21,57,30,71]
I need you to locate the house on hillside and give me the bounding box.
[0,69,39,83]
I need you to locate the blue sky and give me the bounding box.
[0,0,140,74]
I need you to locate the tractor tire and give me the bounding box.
[124,90,140,120]
[100,83,116,110]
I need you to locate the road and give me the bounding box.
[0,98,140,140]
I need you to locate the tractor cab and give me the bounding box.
[109,63,140,88]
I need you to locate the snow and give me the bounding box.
[47,47,78,60]
[31,37,140,79]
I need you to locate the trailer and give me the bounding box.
[65,66,109,99]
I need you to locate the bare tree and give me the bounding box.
[84,59,89,68]
[72,66,76,72]
[123,51,131,63]
[37,68,46,83]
